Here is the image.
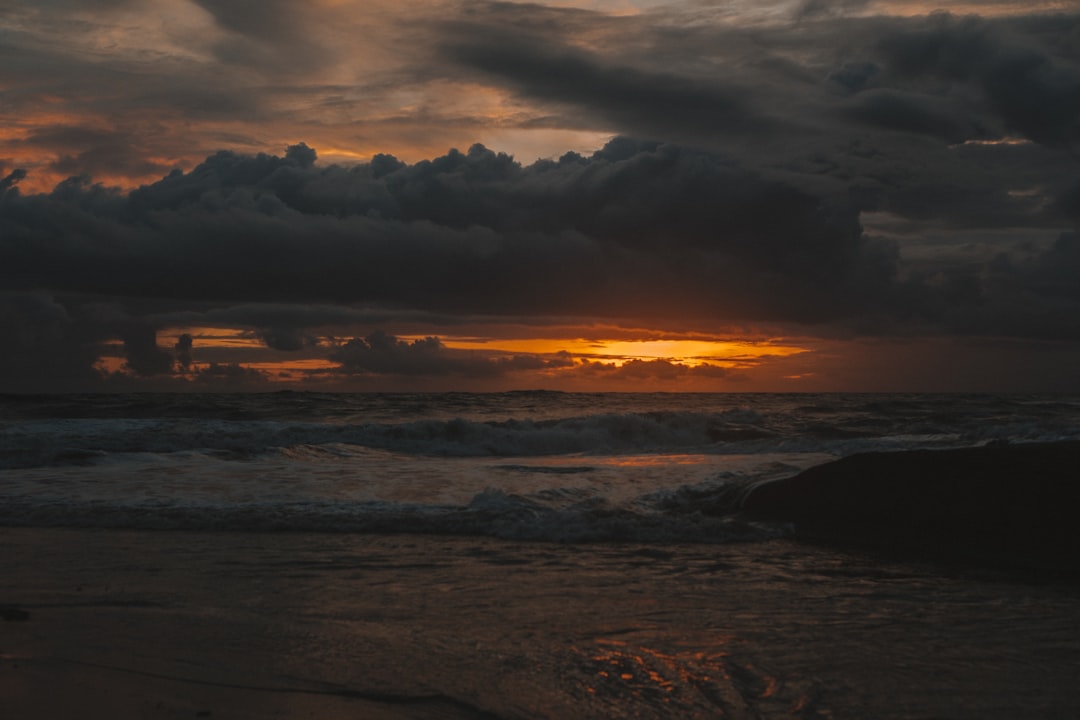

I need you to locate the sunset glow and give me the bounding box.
[419,335,811,368]
[107,325,818,390]
[157,328,266,350]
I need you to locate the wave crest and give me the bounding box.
[0,409,771,469]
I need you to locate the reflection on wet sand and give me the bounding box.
[4,529,1080,719]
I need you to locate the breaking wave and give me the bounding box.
[0,485,782,543]
[3,401,1078,471]
[0,409,776,470]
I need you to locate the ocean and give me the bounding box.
[4,392,1080,718]
[4,391,1080,537]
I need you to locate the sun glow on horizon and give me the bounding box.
[419,335,810,367]
[92,323,819,389]
[158,328,267,349]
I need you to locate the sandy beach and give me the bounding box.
[4,527,1080,719]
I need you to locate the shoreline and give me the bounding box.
[4,527,1080,719]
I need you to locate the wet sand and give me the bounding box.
[4,528,1080,719]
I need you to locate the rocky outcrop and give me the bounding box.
[741,441,1080,576]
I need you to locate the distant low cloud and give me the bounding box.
[258,327,317,352]
[194,362,269,387]
[175,333,194,371]
[0,293,104,391]
[581,358,731,381]
[330,331,573,377]
[120,323,174,376]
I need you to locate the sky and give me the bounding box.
[2,0,1080,392]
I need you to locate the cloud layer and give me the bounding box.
[1,1,1079,390]
[1,139,899,327]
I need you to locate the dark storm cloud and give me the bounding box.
[839,89,987,144]
[188,0,335,74]
[3,132,1074,384]
[330,331,572,377]
[4,1,1076,234]
[1029,232,1080,301]
[0,140,893,325]
[0,137,922,388]
[438,5,1057,152]
[178,303,455,332]
[425,4,1079,244]
[258,327,316,352]
[795,0,875,20]
[441,31,767,142]
[175,333,194,371]
[194,362,269,387]
[834,137,1073,232]
[0,291,188,389]
[0,293,104,391]
[189,0,302,40]
[0,170,27,194]
[119,323,174,376]
[827,61,881,94]
[30,126,176,181]
[871,13,1080,146]
[581,358,731,381]
[867,228,1080,342]
[0,0,334,191]
[1056,177,1080,226]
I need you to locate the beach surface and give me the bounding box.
[4,528,1080,719]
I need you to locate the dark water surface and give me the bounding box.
[3,393,1080,717]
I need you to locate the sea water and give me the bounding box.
[2,392,1080,537]
[4,393,1080,718]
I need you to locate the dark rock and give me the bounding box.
[741,441,1080,576]
[1,607,30,621]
